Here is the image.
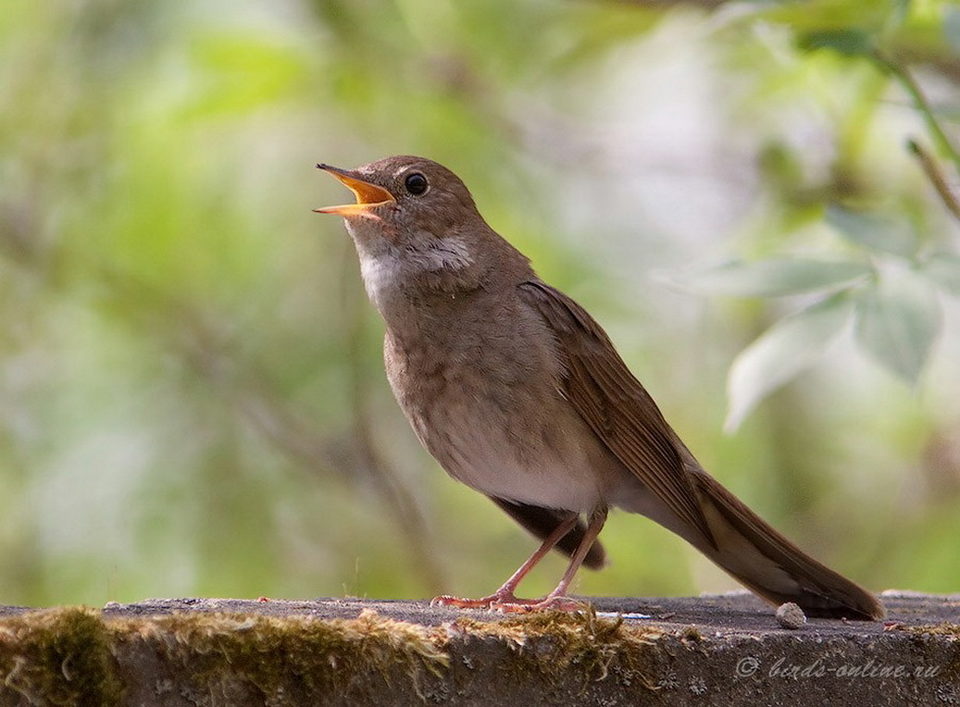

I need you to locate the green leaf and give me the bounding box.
[854,273,942,384]
[919,253,960,296]
[679,258,872,298]
[725,295,853,432]
[797,28,874,57]
[826,206,918,257]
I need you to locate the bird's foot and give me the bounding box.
[430,590,527,609]
[492,594,589,614]
[431,591,588,613]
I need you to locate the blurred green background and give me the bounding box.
[2,0,959,608]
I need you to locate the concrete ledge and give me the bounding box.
[0,592,956,705]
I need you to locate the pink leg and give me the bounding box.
[431,512,580,609]
[495,506,608,613]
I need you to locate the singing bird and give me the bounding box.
[314,155,884,620]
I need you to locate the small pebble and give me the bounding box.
[776,602,806,629]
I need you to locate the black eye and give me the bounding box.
[404,172,429,196]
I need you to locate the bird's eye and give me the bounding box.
[404,172,429,196]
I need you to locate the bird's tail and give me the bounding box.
[686,469,884,620]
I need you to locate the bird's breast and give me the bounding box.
[383,301,613,512]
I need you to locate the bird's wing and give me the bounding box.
[518,280,715,549]
[489,496,607,569]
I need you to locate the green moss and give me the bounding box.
[0,604,675,703]
[0,607,122,706]
[454,607,665,690]
[118,608,450,703]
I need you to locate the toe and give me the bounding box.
[431,595,494,609]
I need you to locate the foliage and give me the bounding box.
[671,0,960,428]
[1,0,958,607]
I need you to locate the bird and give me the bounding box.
[313,155,884,620]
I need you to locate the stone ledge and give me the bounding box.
[0,592,956,705]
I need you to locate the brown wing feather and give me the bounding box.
[489,497,606,569]
[519,280,716,549]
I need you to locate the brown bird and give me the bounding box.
[314,155,884,620]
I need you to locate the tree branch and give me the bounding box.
[908,138,960,222]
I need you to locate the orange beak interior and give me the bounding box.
[314,164,396,216]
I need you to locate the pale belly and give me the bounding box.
[405,379,616,513]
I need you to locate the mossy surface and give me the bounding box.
[0,607,122,706]
[116,607,450,703]
[450,608,667,690]
[116,607,671,703]
[0,596,956,706]
[0,604,670,705]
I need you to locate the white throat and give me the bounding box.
[349,226,475,314]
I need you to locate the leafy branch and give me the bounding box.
[677,5,960,430]
[876,53,960,174]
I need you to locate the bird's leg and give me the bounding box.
[495,506,608,613]
[431,512,580,609]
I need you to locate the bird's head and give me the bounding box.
[315,155,483,250]
[315,155,522,308]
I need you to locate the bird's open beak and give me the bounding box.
[313,163,396,216]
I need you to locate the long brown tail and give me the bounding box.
[688,469,884,620]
